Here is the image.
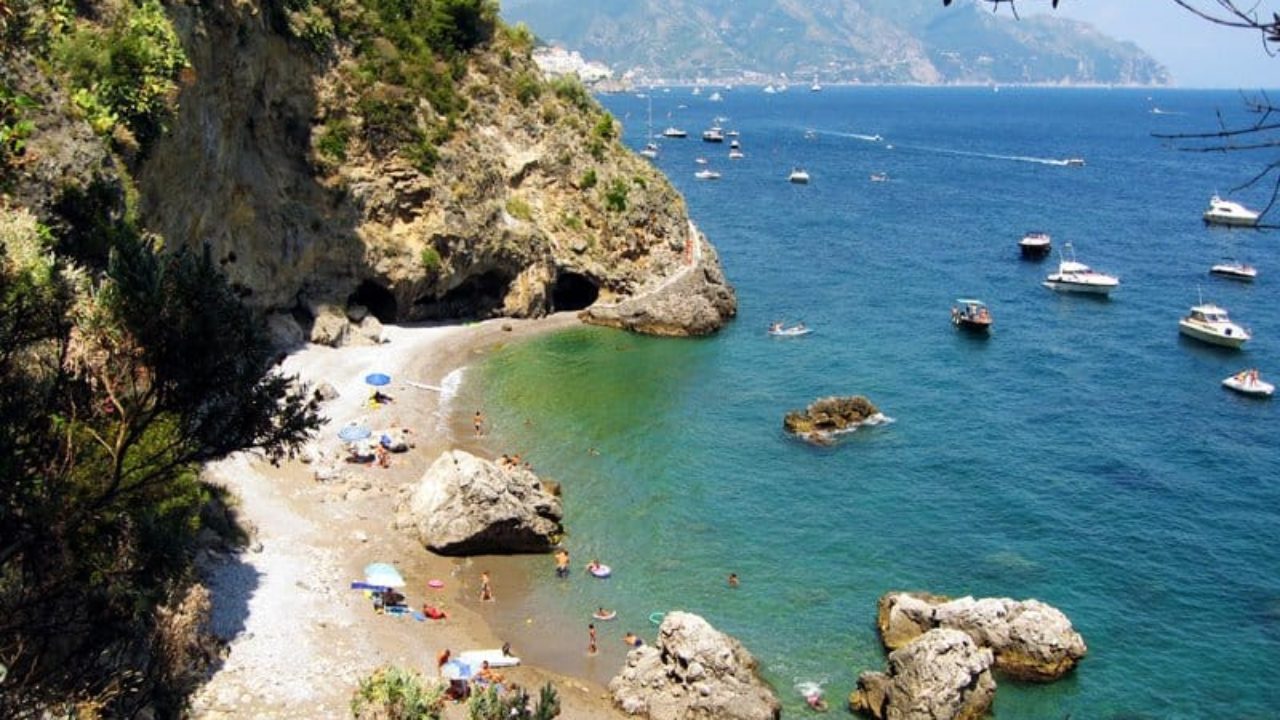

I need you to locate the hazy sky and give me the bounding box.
[1022,0,1277,87]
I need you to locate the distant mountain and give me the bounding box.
[500,0,1170,86]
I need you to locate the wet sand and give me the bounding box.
[191,314,629,719]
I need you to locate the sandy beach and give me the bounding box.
[190,314,629,719]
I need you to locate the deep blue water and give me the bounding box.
[462,87,1280,717]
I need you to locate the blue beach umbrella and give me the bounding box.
[441,659,473,680]
[363,562,406,588]
[365,372,392,387]
[338,424,372,442]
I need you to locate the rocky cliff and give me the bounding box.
[3,0,735,343]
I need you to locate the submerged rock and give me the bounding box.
[878,592,1087,682]
[608,611,780,720]
[850,628,995,720]
[783,395,883,443]
[396,450,563,555]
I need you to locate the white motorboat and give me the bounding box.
[728,148,744,159]
[730,138,740,149]
[708,91,723,102]
[695,156,708,165]
[640,142,659,159]
[1019,231,1052,259]
[1222,369,1274,397]
[1042,244,1118,294]
[662,127,687,138]
[1179,302,1250,348]
[1203,194,1259,227]
[768,323,811,337]
[1210,261,1257,282]
[869,172,888,183]
[701,126,725,143]
[763,84,777,94]
[694,168,721,180]
[1063,157,1086,167]
[788,167,810,184]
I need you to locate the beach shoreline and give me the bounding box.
[191,313,629,719]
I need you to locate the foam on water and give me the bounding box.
[435,366,466,432]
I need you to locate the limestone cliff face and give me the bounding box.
[135,0,735,338]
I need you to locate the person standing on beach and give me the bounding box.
[479,571,493,601]
[473,410,485,436]
[588,623,598,655]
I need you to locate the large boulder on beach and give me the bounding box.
[396,450,563,555]
[609,611,780,720]
[877,592,1086,682]
[850,628,995,720]
[783,395,883,442]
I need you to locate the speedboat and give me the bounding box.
[1222,369,1274,397]
[709,91,723,102]
[728,148,744,159]
[951,299,992,332]
[695,156,708,165]
[1042,244,1118,295]
[1203,195,1259,227]
[662,127,687,138]
[1019,231,1052,259]
[768,322,811,337]
[788,167,810,184]
[702,126,725,143]
[1210,260,1257,281]
[869,172,888,182]
[1063,157,1086,167]
[730,138,741,149]
[694,168,721,180]
[1179,302,1250,348]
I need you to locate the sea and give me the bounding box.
[456,86,1280,718]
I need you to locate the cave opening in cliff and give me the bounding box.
[347,280,398,323]
[549,271,599,312]
[413,270,513,320]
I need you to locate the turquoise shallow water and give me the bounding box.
[461,87,1280,717]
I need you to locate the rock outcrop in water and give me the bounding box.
[877,592,1087,682]
[396,450,563,555]
[609,611,780,720]
[850,628,995,720]
[783,395,884,443]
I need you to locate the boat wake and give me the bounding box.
[902,143,1074,166]
[821,130,884,143]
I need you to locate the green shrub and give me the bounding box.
[562,213,583,231]
[513,71,541,106]
[351,666,445,720]
[420,246,442,271]
[499,22,535,55]
[632,175,647,189]
[287,4,336,53]
[466,682,560,720]
[506,196,533,221]
[0,83,37,173]
[315,117,353,163]
[591,115,615,142]
[549,76,590,112]
[579,169,597,190]
[603,178,628,212]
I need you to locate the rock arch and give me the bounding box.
[347,279,398,323]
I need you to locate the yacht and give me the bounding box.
[701,126,725,143]
[1203,195,1259,227]
[1210,260,1257,282]
[694,168,721,180]
[788,167,810,184]
[1179,302,1250,348]
[1222,369,1274,397]
[951,299,992,333]
[662,127,687,138]
[1019,231,1052,259]
[1042,244,1118,295]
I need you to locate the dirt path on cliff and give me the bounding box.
[190,316,629,720]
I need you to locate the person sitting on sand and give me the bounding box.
[476,660,505,685]
[623,631,644,648]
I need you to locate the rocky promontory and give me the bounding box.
[850,628,995,720]
[396,450,563,555]
[609,611,780,720]
[783,395,885,443]
[877,592,1087,682]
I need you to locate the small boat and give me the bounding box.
[662,127,687,138]
[702,126,725,143]
[869,172,888,183]
[726,130,740,137]
[1203,194,1259,227]
[694,168,721,180]
[1019,231,1052,259]
[1222,369,1274,397]
[1210,260,1257,281]
[728,148,744,159]
[804,129,817,140]
[1179,302,1250,348]
[763,84,777,94]
[1063,157,1086,167]
[695,156,708,165]
[768,322,811,337]
[788,167,810,184]
[810,79,822,92]
[708,91,723,102]
[640,142,659,159]
[951,299,992,332]
[730,138,741,149]
[1043,243,1118,295]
